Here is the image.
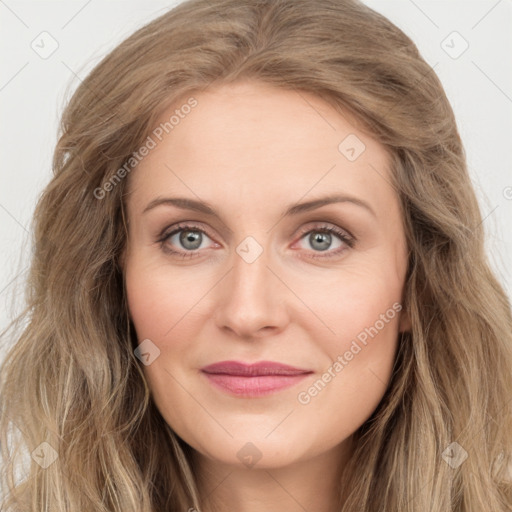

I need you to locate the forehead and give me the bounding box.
[126,80,396,217]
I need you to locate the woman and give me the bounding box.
[1,0,511,510]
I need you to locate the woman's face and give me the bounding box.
[122,80,410,471]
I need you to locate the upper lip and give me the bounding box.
[201,360,313,376]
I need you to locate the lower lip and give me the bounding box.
[201,372,311,397]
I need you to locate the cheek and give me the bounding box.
[125,257,205,342]
[292,262,403,411]
[294,284,402,449]
[124,260,203,410]
[292,259,404,352]
[307,288,401,389]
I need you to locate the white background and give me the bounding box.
[1,0,511,337]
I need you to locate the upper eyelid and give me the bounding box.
[157,208,359,237]
[161,222,215,241]
[295,222,354,240]
[161,221,354,246]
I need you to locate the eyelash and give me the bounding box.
[156,222,356,260]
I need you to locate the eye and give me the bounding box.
[294,224,355,259]
[157,223,217,258]
[157,222,355,260]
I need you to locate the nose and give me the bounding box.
[212,242,289,340]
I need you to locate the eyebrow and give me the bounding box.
[142,194,376,218]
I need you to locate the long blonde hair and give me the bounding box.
[1,0,511,510]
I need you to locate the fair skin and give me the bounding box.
[122,80,411,512]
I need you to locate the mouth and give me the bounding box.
[200,360,313,397]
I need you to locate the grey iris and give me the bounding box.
[180,230,202,250]
[310,232,331,251]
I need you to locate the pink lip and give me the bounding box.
[200,360,313,397]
